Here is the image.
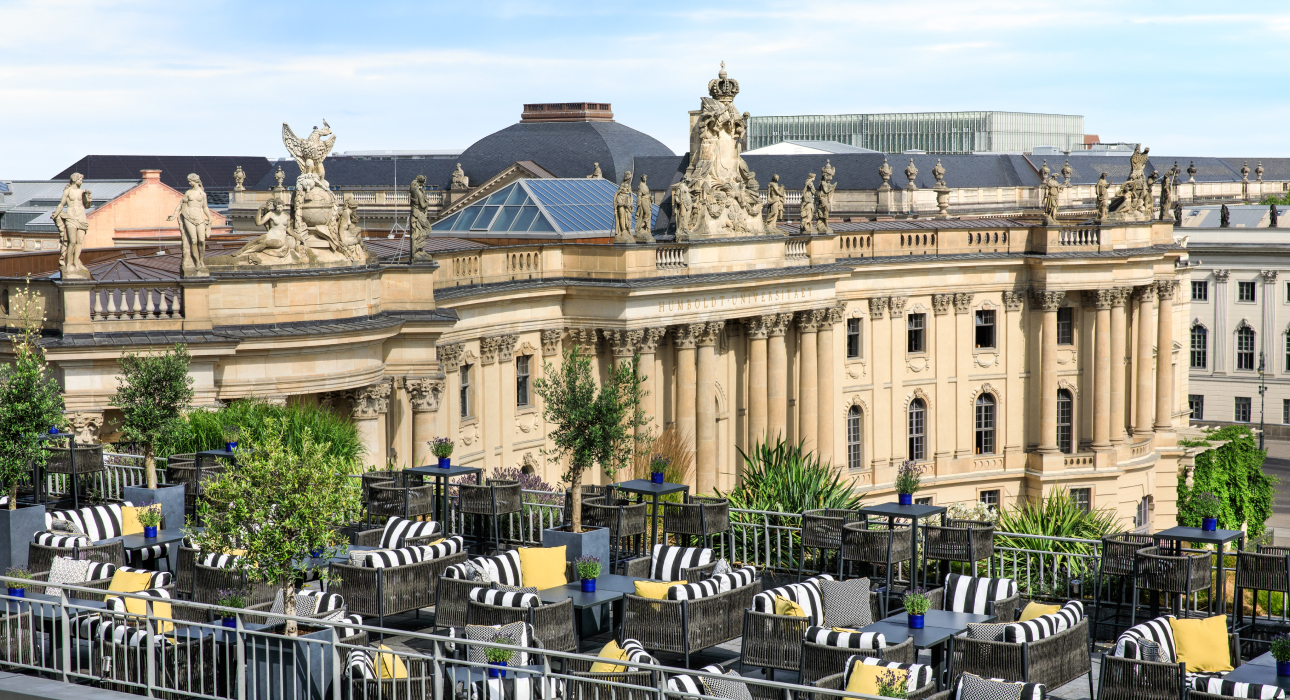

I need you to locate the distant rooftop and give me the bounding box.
[336,150,462,159]
[521,103,613,123]
[743,140,881,156]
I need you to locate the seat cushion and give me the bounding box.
[805,626,885,650]
[200,552,243,569]
[355,545,425,569]
[45,556,91,596]
[1169,615,1233,673]
[621,639,658,669]
[847,657,933,695]
[967,622,1011,641]
[635,579,685,600]
[47,503,128,542]
[667,578,722,601]
[590,639,629,673]
[379,516,441,549]
[34,532,90,548]
[470,586,540,608]
[650,544,713,581]
[105,587,174,634]
[1018,602,1060,621]
[751,575,832,626]
[1114,616,1177,663]
[820,577,873,628]
[517,546,566,591]
[699,665,754,700]
[944,574,1017,615]
[423,536,464,560]
[953,672,1045,700]
[1192,676,1287,699]
[450,550,523,585]
[711,565,757,593]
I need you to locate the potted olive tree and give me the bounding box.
[114,344,193,531]
[0,282,64,571]
[534,346,647,567]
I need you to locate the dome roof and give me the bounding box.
[457,120,674,186]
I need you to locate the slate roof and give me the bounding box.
[1221,158,1290,181]
[454,121,674,187]
[53,156,274,191]
[249,157,461,191]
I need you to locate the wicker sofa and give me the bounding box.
[740,574,883,676]
[465,595,577,655]
[35,502,166,567]
[329,536,467,627]
[436,553,581,629]
[620,572,761,668]
[813,656,938,700]
[801,635,914,686]
[949,600,1091,697]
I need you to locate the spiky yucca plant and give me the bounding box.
[722,438,862,516]
[995,489,1122,555]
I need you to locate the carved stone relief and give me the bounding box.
[438,342,464,373]
[66,411,104,444]
[540,329,562,355]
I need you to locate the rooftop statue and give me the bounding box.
[613,171,634,243]
[282,121,336,188]
[1095,172,1110,222]
[409,174,433,262]
[877,157,892,190]
[52,173,92,279]
[672,63,769,239]
[815,160,836,233]
[274,166,286,189]
[167,173,211,276]
[1038,159,1050,182]
[1042,176,1061,226]
[799,173,818,234]
[589,162,602,179]
[1221,204,1230,228]
[904,158,918,190]
[1159,169,1174,222]
[233,165,246,192]
[635,175,653,242]
[451,163,470,190]
[1107,144,1152,221]
[237,196,299,263]
[764,174,785,228]
[1061,159,1072,186]
[932,159,946,188]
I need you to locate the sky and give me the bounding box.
[2,1,1289,179]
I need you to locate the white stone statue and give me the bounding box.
[282,121,336,188]
[634,175,652,242]
[451,163,469,190]
[800,173,817,234]
[52,173,92,279]
[233,165,246,192]
[589,163,602,179]
[167,173,211,276]
[237,197,299,263]
[1042,176,1061,226]
[765,174,785,228]
[409,174,433,262]
[1108,145,1152,221]
[613,171,634,242]
[816,160,836,233]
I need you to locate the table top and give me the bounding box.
[1152,526,1244,546]
[119,528,188,549]
[536,585,624,608]
[881,609,996,629]
[578,574,649,594]
[859,621,956,648]
[5,591,107,618]
[614,479,689,496]
[452,664,547,684]
[1224,654,1290,688]
[405,464,483,478]
[859,503,948,519]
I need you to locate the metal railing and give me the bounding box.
[38,452,166,503]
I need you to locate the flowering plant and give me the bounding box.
[485,635,516,663]
[430,437,454,459]
[216,587,248,609]
[894,460,923,495]
[650,455,669,473]
[575,555,602,581]
[1193,491,1221,519]
[876,668,908,699]
[902,588,931,615]
[136,499,164,528]
[4,567,31,589]
[1272,633,1290,662]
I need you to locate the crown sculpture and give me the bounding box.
[671,63,771,239]
[208,121,373,268]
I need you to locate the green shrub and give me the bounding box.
[166,399,363,469]
[1177,425,1275,536]
[994,489,1122,598]
[721,437,862,515]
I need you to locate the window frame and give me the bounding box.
[1056,389,1073,454]
[907,313,926,354]
[1284,398,1290,425]
[1237,327,1256,371]
[1192,280,1208,302]
[1235,396,1252,423]
[1071,487,1092,513]
[974,309,996,349]
[846,318,862,359]
[1238,281,1257,303]
[1188,394,1204,420]
[979,489,1000,510]
[974,394,996,455]
[515,355,531,408]
[460,364,473,419]
[1190,325,1208,369]
[846,405,863,470]
[1056,307,1074,345]
[908,399,926,462]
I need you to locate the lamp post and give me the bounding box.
[1259,351,1268,451]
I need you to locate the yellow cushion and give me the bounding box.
[590,639,629,673]
[120,506,145,536]
[846,662,907,695]
[517,546,567,591]
[108,569,153,593]
[1169,615,1232,673]
[376,644,408,679]
[634,580,686,599]
[1019,602,1061,622]
[774,596,806,617]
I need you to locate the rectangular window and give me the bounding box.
[914,497,932,506]
[516,355,531,407]
[974,309,996,349]
[1192,281,1208,302]
[979,490,999,509]
[1237,329,1256,370]
[1239,281,1257,302]
[846,318,861,359]
[1056,307,1074,345]
[1284,399,1290,425]
[1071,488,1092,513]
[1189,394,1204,420]
[1285,281,1290,303]
[907,313,926,353]
[1135,496,1151,530]
[1190,326,1207,369]
[460,364,472,418]
[1235,396,1252,423]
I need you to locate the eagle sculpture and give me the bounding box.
[282,120,337,185]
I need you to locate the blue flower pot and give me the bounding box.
[438,456,451,469]
[651,472,664,484]
[1278,660,1290,677]
[908,613,924,629]
[488,662,507,678]
[144,526,158,539]
[898,493,913,506]
[310,549,323,558]
[222,617,238,629]
[581,578,596,593]
[226,441,237,453]
[1202,517,1218,532]
[49,427,59,435]
[7,588,24,598]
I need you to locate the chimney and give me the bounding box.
[140,169,162,183]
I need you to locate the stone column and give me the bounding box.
[496,334,519,470]
[767,313,793,440]
[796,309,823,450]
[817,306,842,465]
[1036,290,1066,453]
[1108,290,1130,443]
[696,321,724,494]
[350,379,393,468]
[1134,283,1157,436]
[438,342,464,448]
[1212,271,1230,374]
[674,324,701,454]
[407,377,445,467]
[1155,279,1178,431]
[638,328,666,437]
[1263,271,1279,376]
[746,316,770,444]
[1088,290,1114,448]
[66,411,105,445]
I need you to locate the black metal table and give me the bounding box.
[405,464,484,530]
[613,480,690,550]
[1151,525,1244,616]
[537,584,625,639]
[857,502,948,592]
[871,609,995,689]
[1224,652,1290,689]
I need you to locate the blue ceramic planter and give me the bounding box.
[226,441,237,453]
[651,472,664,484]
[144,526,158,539]
[908,613,924,629]
[1202,517,1218,531]
[1278,660,1290,677]
[7,588,24,598]
[581,578,596,593]
[222,617,238,629]
[898,493,913,506]
[488,662,508,678]
[438,456,451,469]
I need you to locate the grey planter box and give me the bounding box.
[246,624,335,700]
[0,504,47,572]
[123,484,185,530]
[542,525,610,571]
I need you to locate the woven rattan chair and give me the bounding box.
[28,568,116,601]
[366,482,437,523]
[459,479,523,554]
[1131,546,1213,626]
[1232,546,1290,639]
[583,498,648,568]
[621,577,762,668]
[346,655,438,700]
[923,518,995,584]
[94,621,220,699]
[950,615,1092,697]
[43,443,105,509]
[565,654,657,700]
[1096,653,1187,700]
[841,522,913,616]
[798,509,862,579]
[741,587,883,676]
[433,561,578,630]
[564,485,613,525]
[466,597,577,655]
[182,562,277,622]
[813,665,936,700]
[329,549,467,628]
[166,456,226,518]
[27,538,125,574]
[800,635,915,686]
[663,496,731,551]
[1092,532,1154,640]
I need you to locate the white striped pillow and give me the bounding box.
[86,561,116,580]
[1192,676,1287,699]
[944,574,1017,615]
[459,550,523,585]
[35,532,90,548]
[621,639,658,668]
[1053,600,1084,628]
[378,516,441,549]
[751,575,832,626]
[423,536,463,560]
[805,626,885,650]
[667,578,723,601]
[469,586,540,608]
[650,544,713,581]
[358,545,425,569]
[667,673,708,696]
[711,565,757,593]
[850,657,933,693]
[1004,613,1066,643]
[954,672,1045,700]
[47,503,128,542]
[200,552,242,569]
[1114,616,1176,663]
[346,648,377,680]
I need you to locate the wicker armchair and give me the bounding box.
[583,498,648,567]
[366,482,437,523]
[165,453,226,517]
[0,609,35,668]
[459,479,523,554]
[466,597,577,655]
[950,616,1092,697]
[565,654,657,700]
[346,655,438,700]
[1096,653,1187,700]
[923,518,995,583]
[1092,532,1154,639]
[741,588,883,675]
[800,635,915,686]
[620,578,762,668]
[181,562,277,622]
[1232,546,1290,638]
[1130,546,1212,626]
[28,569,116,601]
[329,549,467,628]
[813,666,936,700]
[564,485,613,525]
[435,561,580,631]
[663,496,731,551]
[43,443,106,508]
[27,538,125,574]
[94,623,219,699]
[842,523,913,616]
[799,509,862,578]
[351,525,443,549]
[617,552,719,581]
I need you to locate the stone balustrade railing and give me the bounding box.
[785,237,809,261]
[91,284,183,321]
[1058,225,1101,247]
[656,245,687,270]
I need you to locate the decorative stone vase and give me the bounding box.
[898,493,913,506]
[1278,660,1290,677]
[650,472,664,484]
[438,457,451,469]
[488,661,508,678]
[144,526,158,539]
[1202,517,1218,532]
[907,613,924,629]
[581,578,596,593]
[7,588,25,598]
[0,503,47,572]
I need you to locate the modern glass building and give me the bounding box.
[747,111,1084,154]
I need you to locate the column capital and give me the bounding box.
[639,327,667,353]
[932,294,953,315]
[487,333,518,363]
[604,328,645,357]
[673,323,702,349]
[889,296,909,319]
[567,328,601,353]
[696,321,725,347]
[952,292,974,314]
[1111,287,1133,307]
[350,379,393,419]
[1001,290,1026,312]
[867,297,888,320]
[745,316,770,339]
[1213,269,1231,282]
[65,410,104,444]
[1033,289,1066,312]
[438,342,464,373]
[1134,283,1157,304]
[540,329,562,355]
[406,376,445,413]
[1261,270,1279,284]
[1155,278,1179,300]
[1085,289,1116,310]
[796,308,825,332]
[767,312,794,337]
[824,304,846,325]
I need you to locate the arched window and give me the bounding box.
[1057,389,1073,454]
[974,395,995,455]
[908,399,926,461]
[1237,326,1256,370]
[1190,325,1207,369]
[846,406,863,470]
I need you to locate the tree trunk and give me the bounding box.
[145,445,157,490]
[7,483,15,510]
[570,466,582,534]
[283,581,297,637]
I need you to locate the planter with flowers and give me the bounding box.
[5,567,30,598]
[136,500,164,539]
[431,438,454,469]
[1194,490,1221,532]
[216,588,247,628]
[486,635,515,678]
[576,555,601,593]
[903,588,930,629]
[894,460,923,506]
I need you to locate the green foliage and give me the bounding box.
[4,567,31,588]
[1262,192,1290,206]
[902,588,931,615]
[188,418,362,635]
[170,399,363,469]
[894,460,923,494]
[1177,425,1275,536]
[0,282,64,508]
[112,344,195,488]
[1271,633,1290,662]
[485,636,516,664]
[722,437,862,515]
[995,489,1122,554]
[877,668,909,699]
[135,502,163,528]
[532,346,648,532]
[575,555,601,580]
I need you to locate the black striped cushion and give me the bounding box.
[1192,676,1287,699]
[1004,613,1065,643]
[96,620,170,648]
[104,587,172,615]
[379,516,442,548]
[424,536,464,560]
[650,545,713,581]
[115,566,172,589]
[470,586,540,608]
[200,553,241,569]
[953,672,1045,700]
[455,550,523,585]
[35,532,89,548]
[711,565,757,593]
[357,545,425,569]
[47,503,128,542]
[346,648,376,680]
[86,561,115,580]
[667,578,722,601]
[334,613,363,639]
[1114,616,1176,663]
[667,673,708,696]
[1053,600,1083,628]
[805,626,885,649]
[751,575,832,626]
[125,545,166,565]
[944,574,1018,615]
[848,657,934,693]
[621,639,657,668]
